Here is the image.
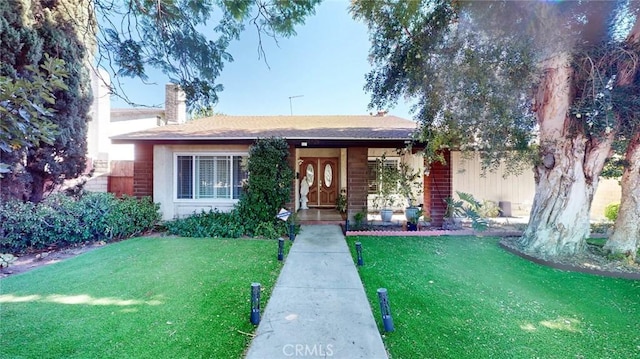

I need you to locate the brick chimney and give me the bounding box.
[165,83,186,124]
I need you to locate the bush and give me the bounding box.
[165,209,246,238]
[0,192,161,254]
[105,195,161,239]
[235,137,294,235]
[254,222,280,239]
[604,203,620,222]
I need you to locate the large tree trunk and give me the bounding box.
[604,133,640,261]
[520,53,613,259]
[603,18,640,261]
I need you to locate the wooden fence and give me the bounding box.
[108,161,134,197]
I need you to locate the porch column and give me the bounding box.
[347,147,368,221]
[286,145,296,211]
[424,150,451,227]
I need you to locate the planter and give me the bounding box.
[407,222,418,231]
[380,209,393,223]
[405,207,419,223]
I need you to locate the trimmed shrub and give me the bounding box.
[0,192,160,254]
[604,203,620,222]
[165,209,246,238]
[105,195,161,239]
[235,137,294,235]
[254,222,281,239]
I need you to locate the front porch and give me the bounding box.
[296,208,410,226]
[296,208,344,225]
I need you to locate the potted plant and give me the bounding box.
[372,154,400,223]
[406,208,423,231]
[353,210,367,230]
[335,188,347,218]
[397,160,423,223]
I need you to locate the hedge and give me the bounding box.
[0,192,160,253]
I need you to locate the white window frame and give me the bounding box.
[173,152,248,203]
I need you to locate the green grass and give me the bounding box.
[0,236,288,359]
[347,236,640,359]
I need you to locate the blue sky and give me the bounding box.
[109,0,415,119]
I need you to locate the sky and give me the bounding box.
[108,0,415,119]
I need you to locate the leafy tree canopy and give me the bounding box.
[351,0,637,174]
[93,0,321,109]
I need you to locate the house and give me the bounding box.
[110,111,621,224]
[83,69,185,195]
[110,113,455,223]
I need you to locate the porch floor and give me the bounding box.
[296,208,411,225]
[296,208,344,224]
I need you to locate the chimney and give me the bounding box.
[165,83,186,124]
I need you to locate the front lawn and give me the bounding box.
[348,236,640,359]
[0,236,286,359]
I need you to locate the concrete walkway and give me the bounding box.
[245,225,388,359]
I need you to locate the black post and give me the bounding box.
[277,238,284,261]
[288,223,295,241]
[355,242,363,266]
[377,288,394,332]
[250,283,261,325]
[345,219,350,232]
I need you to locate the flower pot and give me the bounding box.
[405,207,419,223]
[380,209,393,223]
[407,222,418,231]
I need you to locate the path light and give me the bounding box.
[355,242,363,266]
[377,288,394,332]
[250,283,261,325]
[278,238,284,261]
[289,223,296,241]
[345,219,350,232]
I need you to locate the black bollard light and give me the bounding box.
[250,283,261,325]
[277,238,284,261]
[345,219,350,232]
[377,288,395,332]
[289,223,296,241]
[355,241,363,266]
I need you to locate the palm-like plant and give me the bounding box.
[444,191,488,231]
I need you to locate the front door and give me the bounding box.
[300,157,338,207]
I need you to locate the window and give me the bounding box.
[367,158,398,194]
[176,154,247,200]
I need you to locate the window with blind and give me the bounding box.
[176,154,247,200]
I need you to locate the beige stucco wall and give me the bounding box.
[154,144,250,220]
[451,151,622,220]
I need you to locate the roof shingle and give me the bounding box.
[111,115,417,142]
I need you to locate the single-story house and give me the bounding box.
[111,114,454,224]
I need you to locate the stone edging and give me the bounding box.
[499,239,640,280]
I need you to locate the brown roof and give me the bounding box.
[111,115,417,142]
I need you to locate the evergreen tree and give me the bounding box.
[0,0,93,203]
